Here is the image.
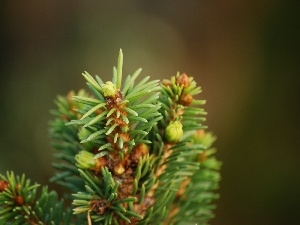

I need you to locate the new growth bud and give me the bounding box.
[75,150,96,170]
[176,73,190,88]
[114,163,125,175]
[102,81,117,97]
[75,150,108,172]
[165,121,183,143]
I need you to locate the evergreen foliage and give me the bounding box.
[0,49,221,225]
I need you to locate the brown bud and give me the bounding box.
[130,143,149,163]
[179,93,193,106]
[176,73,190,88]
[94,157,108,172]
[0,180,8,192]
[14,195,24,205]
[90,199,107,214]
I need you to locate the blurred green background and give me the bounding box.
[1,1,299,224]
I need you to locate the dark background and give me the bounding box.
[1,1,299,225]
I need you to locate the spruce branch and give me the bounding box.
[49,90,90,193]
[0,172,71,225]
[165,131,222,225]
[1,50,221,225]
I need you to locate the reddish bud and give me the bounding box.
[0,180,8,192]
[176,73,190,88]
[179,93,193,106]
[15,195,24,205]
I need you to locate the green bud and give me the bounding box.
[121,125,129,133]
[101,81,117,97]
[165,121,183,143]
[75,150,96,169]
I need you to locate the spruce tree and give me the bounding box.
[0,50,221,225]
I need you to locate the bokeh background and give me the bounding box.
[1,1,299,224]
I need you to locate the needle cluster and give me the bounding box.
[0,50,221,225]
